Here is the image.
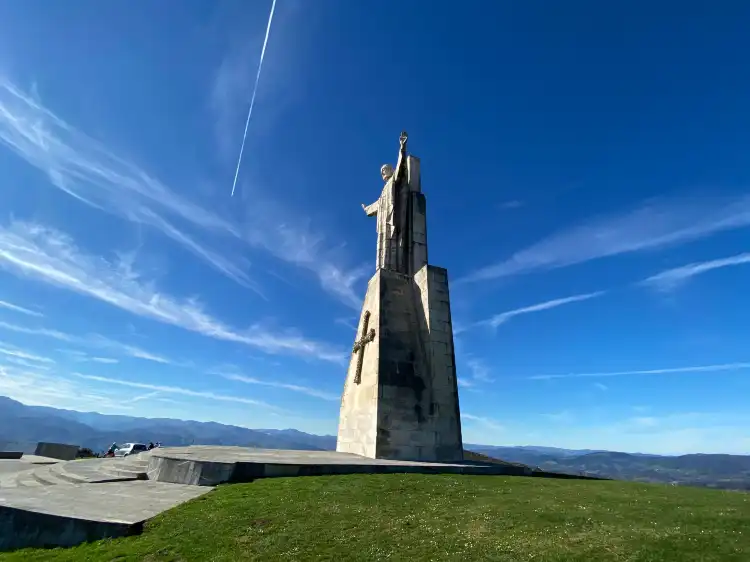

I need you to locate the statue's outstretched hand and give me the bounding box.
[399,131,408,149]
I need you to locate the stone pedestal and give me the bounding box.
[336,265,463,462]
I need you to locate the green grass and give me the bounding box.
[4,474,750,561]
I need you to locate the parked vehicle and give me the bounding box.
[114,443,149,457]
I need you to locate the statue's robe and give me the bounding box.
[363,148,409,273]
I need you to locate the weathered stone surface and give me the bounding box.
[34,442,79,461]
[148,454,235,487]
[0,452,22,460]
[337,273,382,458]
[147,446,527,487]
[0,453,209,551]
[0,456,151,489]
[0,480,211,551]
[339,135,463,462]
[336,266,462,462]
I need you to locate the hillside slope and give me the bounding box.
[3,474,749,561]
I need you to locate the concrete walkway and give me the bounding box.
[0,455,60,476]
[0,456,150,488]
[0,452,214,551]
[0,480,211,551]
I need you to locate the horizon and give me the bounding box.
[0,394,706,457]
[0,1,749,456]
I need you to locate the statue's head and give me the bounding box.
[380,164,394,182]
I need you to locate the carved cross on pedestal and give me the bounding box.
[352,310,376,385]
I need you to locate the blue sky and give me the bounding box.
[0,1,749,455]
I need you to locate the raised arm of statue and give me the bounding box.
[362,201,378,217]
[391,131,409,186]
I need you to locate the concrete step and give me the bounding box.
[119,453,151,467]
[16,471,46,488]
[0,458,151,490]
[52,459,145,484]
[97,466,148,480]
[30,465,74,486]
[49,463,95,484]
[95,456,149,480]
[108,458,149,472]
[0,472,25,488]
[120,460,149,472]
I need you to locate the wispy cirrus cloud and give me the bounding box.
[1,364,270,421]
[0,221,345,363]
[622,411,750,433]
[466,358,494,383]
[57,350,119,365]
[3,357,53,371]
[218,371,339,401]
[210,24,278,164]
[0,321,74,342]
[334,317,357,331]
[505,410,750,455]
[74,372,277,409]
[541,410,574,423]
[0,345,54,364]
[209,1,302,163]
[88,357,119,364]
[85,337,177,366]
[210,27,368,307]
[131,390,163,403]
[642,252,750,292]
[0,320,173,366]
[461,195,750,283]
[461,413,505,432]
[528,362,750,380]
[0,77,364,306]
[463,291,605,332]
[238,196,369,308]
[0,299,43,317]
[629,416,659,428]
[0,78,257,292]
[0,364,130,412]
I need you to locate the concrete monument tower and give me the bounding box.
[336,132,463,462]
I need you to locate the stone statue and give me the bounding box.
[361,131,409,272]
[339,131,463,462]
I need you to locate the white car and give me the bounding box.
[114,443,149,457]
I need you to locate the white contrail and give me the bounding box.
[230,0,277,197]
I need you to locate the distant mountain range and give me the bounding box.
[1,396,748,491]
[0,396,335,453]
[467,445,750,491]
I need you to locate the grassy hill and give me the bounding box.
[4,474,749,561]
